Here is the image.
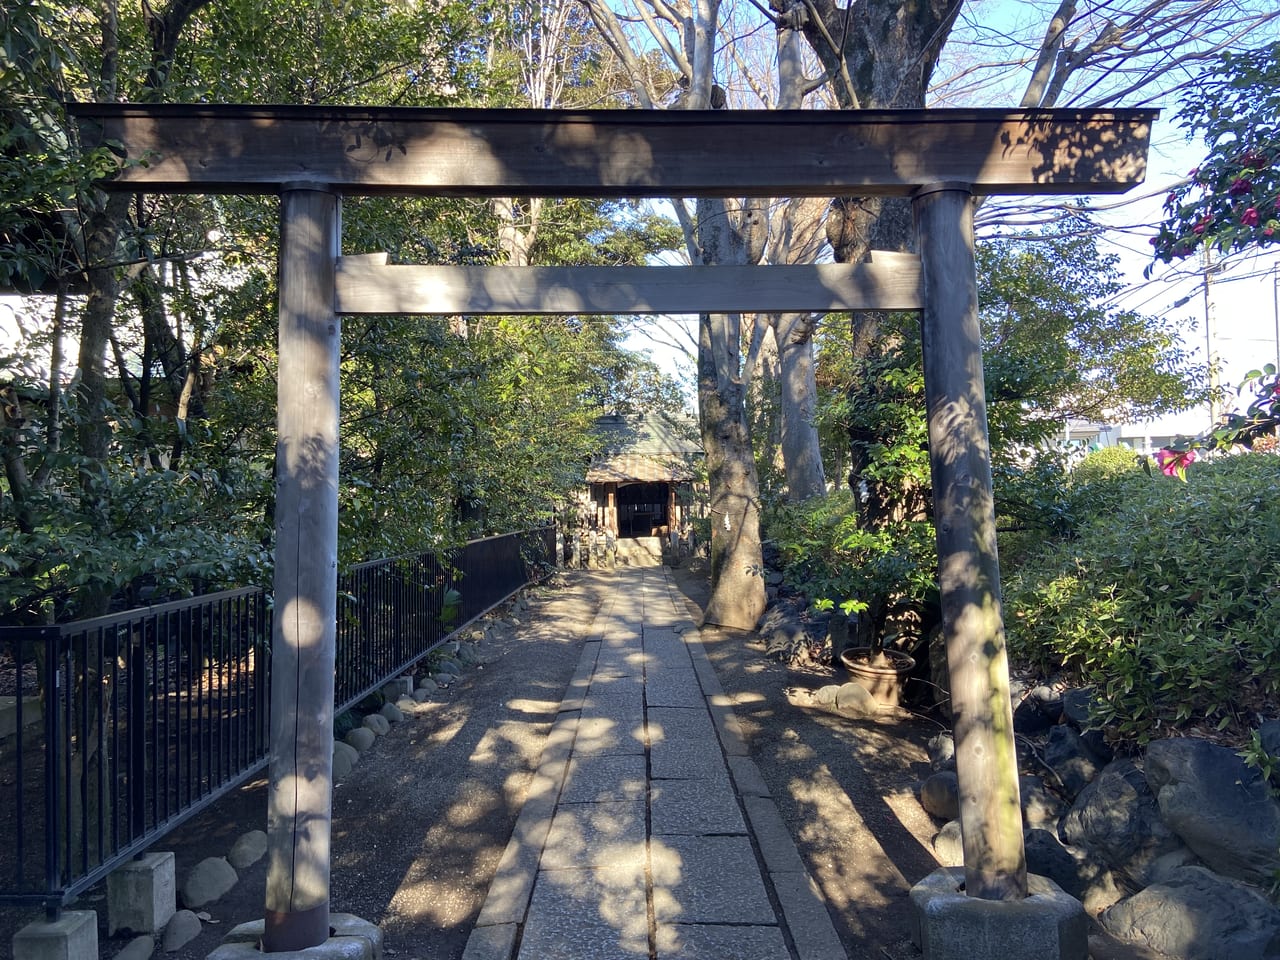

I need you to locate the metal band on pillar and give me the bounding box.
[265,183,342,952]
[913,181,1027,902]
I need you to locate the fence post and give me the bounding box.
[43,631,62,921]
[129,640,146,844]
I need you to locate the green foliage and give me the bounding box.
[992,451,1075,571]
[1004,455,1280,743]
[979,228,1205,442]
[809,230,1200,648]
[1204,366,1280,453]
[1240,728,1280,788]
[1151,41,1280,265]
[1071,445,1145,485]
[766,489,937,629]
[0,387,273,623]
[0,1,121,292]
[0,0,682,623]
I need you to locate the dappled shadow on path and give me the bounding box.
[667,564,941,958]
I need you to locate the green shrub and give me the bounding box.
[1004,454,1280,742]
[766,490,936,630]
[993,451,1074,570]
[1071,444,1144,485]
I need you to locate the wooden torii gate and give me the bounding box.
[74,103,1154,952]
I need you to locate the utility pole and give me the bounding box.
[1272,262,1279,373]
[1203,246,1221,431]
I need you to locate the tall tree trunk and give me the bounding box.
[76,193,130,468]
[699,312,766,629]
[801,0,963,261]
[766,24,827,502]
[697,197,768,629]
[774,312,826,500]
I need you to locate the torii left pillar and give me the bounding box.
[264,185,341,952]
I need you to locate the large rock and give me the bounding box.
[1145,737,1280,885]
[810,684,839,706]
[1024,829,1123,916]
[180,857,237,909]
[926,733,955,772]
[434,656,464,676]
[919,772,959,821]
[1027,684,1064,723]
[833,681,879,719]
[932,820,963,866]
[1013,696,1054,736]
[1020,776,1066,833]
[345,726,376,753]
[332,744,356,781]
[1061,688,1097,729]
[333,739,359,768]
[1043,725,1100,799]
[1101,865,1280,960]
[115,934,155,960]
[227,830,268,871]
[1061,759,1184,887]
[161,910,203,952]
[1059,689,1113,761]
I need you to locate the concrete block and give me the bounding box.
[381,677,413,699]
[0,695,42,741]
[910,867,1087,960]
[12,910,98,960]
[107,851,176,935]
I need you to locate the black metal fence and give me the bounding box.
[0,526,554,915]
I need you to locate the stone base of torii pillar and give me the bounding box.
[910,868,1086,960]
[206,914,382,960]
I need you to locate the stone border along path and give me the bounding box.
[462,564,847,960]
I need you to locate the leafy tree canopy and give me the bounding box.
[980,226,1207,449]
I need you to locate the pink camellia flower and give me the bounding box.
[1193,216,1212,235]
[1156,448,1197,478]
[1230,177,1253,196]
[1242,207,1261,227]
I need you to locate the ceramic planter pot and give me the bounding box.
[839,646,916,707]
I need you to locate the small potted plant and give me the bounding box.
[774,491,936,707]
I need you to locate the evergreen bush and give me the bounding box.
[1003,453,1280,742]
[1070,444,1145,485]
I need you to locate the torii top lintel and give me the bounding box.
[71,104,1156,199]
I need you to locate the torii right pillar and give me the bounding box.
[910,182,1086,960]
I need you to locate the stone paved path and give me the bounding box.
[461,565,846,960]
